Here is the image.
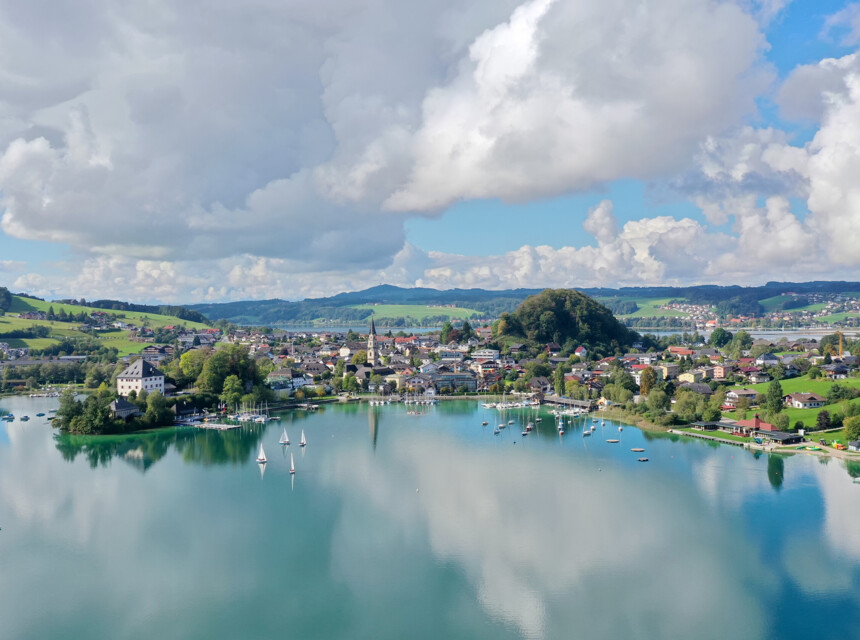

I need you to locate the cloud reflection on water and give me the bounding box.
[322,431,769,639]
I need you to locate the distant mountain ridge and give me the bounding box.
[185,281,860,325]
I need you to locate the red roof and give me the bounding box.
[735,415,775,431]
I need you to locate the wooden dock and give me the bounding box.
[188,422,243,431]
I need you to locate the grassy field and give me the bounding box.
[759,295,828,313]
[725,374,860,428]
[729,374,860,396]
[350,304,480,321]
[95,331,150,356]
[9,296,209,330]
[723,398,860,429]
[598,297,690,318]
[817,312,860,323]
[3,295,210,356]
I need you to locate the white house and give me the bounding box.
[783,392,826,409]
[116,359,165,397]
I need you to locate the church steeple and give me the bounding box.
[367,313,378,366]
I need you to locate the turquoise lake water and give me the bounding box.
[1,396,859,639]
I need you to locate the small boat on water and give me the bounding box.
[256,443,267,463]
[20,416,29,421]
[637,457,649,462]
[559,428,565,435]
[618,426,623,432]
[279,428,290,445]
[494,428,500,435]
[606,439,620,444]
[631,448,645,452]
[499,423,506,429]
[290,452,296,475]
[526,422,534,431]
[482,421,488,426]
[299,430,307,447]
[583,430,591,437]
[36,413,45,417]
[521,430,528,436]
[508,419,515,425]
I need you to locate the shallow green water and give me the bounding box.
[1,397,859,639]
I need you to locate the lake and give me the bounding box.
[1,396,859,639]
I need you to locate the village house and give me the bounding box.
[109,397,139,420]
[783,392,826,409]
[116,359,165,397]
[724,388,759,408]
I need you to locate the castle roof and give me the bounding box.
[118,358,164,380]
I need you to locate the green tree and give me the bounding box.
[647,389,669,412]
[702,405,722,422]
[844,415,860,441]
[440,321,453,344]
[352,350,368,365]
[736,397,750,420]
[460,320,475,342]
[54,389,83,429]
[770,412,789,432]
[220,374,243,410]
[639,366,657,396]
[765,379,784,416]
[708,327,732,348]
[145,391,172,426]
[808,366,822,379]
[816,410,831,431]
[553,365,565,395]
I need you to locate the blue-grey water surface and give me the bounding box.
[1,396,858,640]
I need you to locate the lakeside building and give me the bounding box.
[116,359,165,397]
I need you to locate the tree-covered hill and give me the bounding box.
[495,289,639,354]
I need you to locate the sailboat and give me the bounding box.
[279,428,290,445]
[256,442,267,463]
[299,430,307,447]
[289,452,296,475]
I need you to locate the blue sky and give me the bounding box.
[1,0,860,301]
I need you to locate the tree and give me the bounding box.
[352,350,368,365]
[770,412,789,432]
[460,320,475,342]
[639,366,657,396]
[765,379,784,416]
[845,415,860,441]
[220,374,243,410]
[808,366,822,379]
[816,410,831,431]
[647,389,669,413]
[440,321,453,344]
[736,397,751,420]
[54,389,83,429]
[554,365,565,395]
[708,327,732,348]
[145,391,172,426]
[702,405,722,422]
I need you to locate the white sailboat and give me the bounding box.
[279,428,290,445]
[299,430,307,447]
[289,452,296,475]
[256,442,267,463]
